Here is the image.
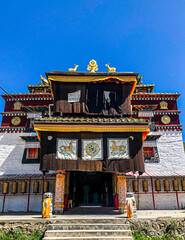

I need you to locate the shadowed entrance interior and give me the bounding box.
[69,172,114,207]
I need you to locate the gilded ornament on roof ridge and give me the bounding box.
[105,63,116,72]
[68,64,79,72]
[87,60,98,72]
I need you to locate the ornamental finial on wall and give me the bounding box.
[105,63,116,72]
[87,59,98,72]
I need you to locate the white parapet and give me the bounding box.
[145,131,185,173]
[0,133,40,175]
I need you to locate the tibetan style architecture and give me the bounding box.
[0,60,185,212]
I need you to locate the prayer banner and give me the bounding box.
[82,139,103,160]
[108,138,129,159]
[56,139,78,160]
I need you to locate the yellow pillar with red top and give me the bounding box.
[54,170,66,214]
[116,172,127,213]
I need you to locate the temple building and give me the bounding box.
[0,60,185,212]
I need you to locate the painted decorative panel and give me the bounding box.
[82,139,103,160]
[56,139,78,160]
[108,138,129,159]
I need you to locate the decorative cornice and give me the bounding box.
[154,111,181,115]
[156,125,182,131]
[132,93,180,100]
[0,112,27,116]
[0,127,25,132]
[34,116,150,124]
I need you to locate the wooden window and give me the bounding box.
[27,148,38,159]
[143,147,154,158]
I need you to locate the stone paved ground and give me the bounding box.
[0,209,185,220]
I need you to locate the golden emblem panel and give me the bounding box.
[108,138,129,159]
[161,115,171,124]
[56,139,78,160]
[13,102,21,110]
[11,116,21,126]
[82,139,103,160]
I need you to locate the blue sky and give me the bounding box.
[0,0,185,138]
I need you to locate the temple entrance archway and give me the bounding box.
[69,172,114,207]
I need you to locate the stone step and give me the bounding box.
[48,223,130,231]
[45,230,132,238]
[43,237,133,240]
[53,219,126,224]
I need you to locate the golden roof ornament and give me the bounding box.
[139,81,144,86]
[68,64,79,72]
[40,75,49,86]
[160,101,168,110]
[105,63,116,72]
[138,74,143,82]
[87,59,98,72]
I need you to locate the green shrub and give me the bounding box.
[132,231,183,240]
[0,230,44,240]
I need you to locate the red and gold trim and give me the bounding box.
[34,123,150,133]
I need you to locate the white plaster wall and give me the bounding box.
[139,194,153,210]
[154,193,178,210]
[145,131,185,172]
[29,195,42,212]
[178,193,185,210]
[0,133,40,175]
[4,195,28,212]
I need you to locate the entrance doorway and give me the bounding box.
[69,172,114,207]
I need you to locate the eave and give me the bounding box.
[34,117,150,136]
[132,93,180,100]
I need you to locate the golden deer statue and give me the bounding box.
[59,141,74,153]
[105,63,116,72]
[110,140,126,152]
[68,64,79,72]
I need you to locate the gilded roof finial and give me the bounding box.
[137,74,143,82]
[68,64,79,72]
[140,81,144,86]
[87,60,98,72]
[40,75,49,86]
[105,63,116,72]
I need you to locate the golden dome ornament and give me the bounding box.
[161,115,171,124]
[87,59,98,72]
